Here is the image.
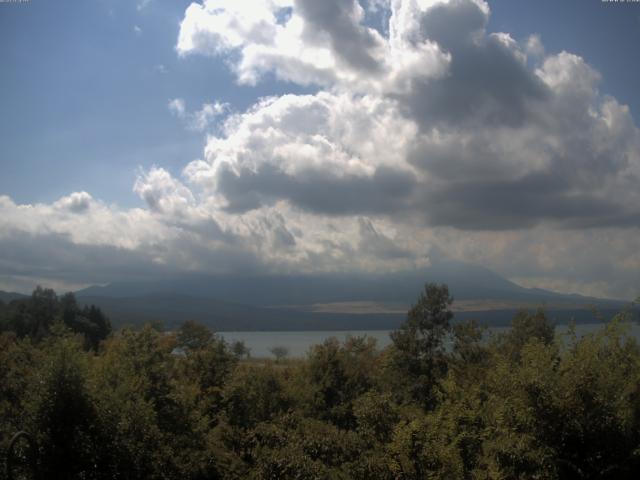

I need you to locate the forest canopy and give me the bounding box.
[1,284,639,479]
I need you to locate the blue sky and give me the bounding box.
[0,0,311,206]
[1,0,639,299]
[488,0,640,118]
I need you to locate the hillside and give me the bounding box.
[75,257,631,330]
[0,291,28,303]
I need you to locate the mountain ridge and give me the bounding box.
[3,258,631,331]
[75,258,623,307]
[71,258,631,330]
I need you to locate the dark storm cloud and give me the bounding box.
[423,173,631,230]
[0,231,168,285]
[179,0,640,232]
[386,0,640,231]
[407,130,639,230]
[0,228,268,287]
[217,163,417,216]
[295,0,383,72]
[402,0,548,129]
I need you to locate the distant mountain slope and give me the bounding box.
[77,293,630,332]
[77,256,622,307]
[77,293,405,331]
[74,257,633,331]
[0,290,28,303]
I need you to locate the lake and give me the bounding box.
[220,322,640,358]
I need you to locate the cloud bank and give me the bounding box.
[1,0,639,299]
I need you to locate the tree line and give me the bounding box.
[1,284,639,479]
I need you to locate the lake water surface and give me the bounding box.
[220,322,640,358]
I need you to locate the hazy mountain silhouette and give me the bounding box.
[0,291,28,303]
[72,256,631,330]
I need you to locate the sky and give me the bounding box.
[0,0,639,299]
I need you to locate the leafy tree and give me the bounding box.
[173,321,238,423]
[246,415,368,479]
[0,299,6,331]
[0,333,39,466]
[388,283,454,409]
[87,324,226,479]
[450,319,489,385]
[499,308,555,361]
[1,295,40,339]
[81,304,112,348]
[59,292,111,350]
[1,300,31,339]
[388,414,465,480]
[304,336,378,429]
[231,340,251,358]
[26,329,105,478]
[222,365,290,430]
[176,320,214,351]
[29,286,58,338]
[270,345,289,362]
[0,289,111,349]
[353,391,399,445]
[1,283,639,479]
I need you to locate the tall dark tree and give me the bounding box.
[176,320,214,351]
[28,334,104,478]
[59,292,111,350]
[29,286,58,338]
[305,337,377,429]
[389,283,454,409]
[500,308,554,361]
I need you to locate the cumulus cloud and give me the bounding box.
[168,98,186,117]
[169,98,228,131]
[176,0,448,90]
[182,92,419,216]
[1,0,639,299]
[134,167,196,215]
[294,0,385,73]
[54,192,94,214]
[525,34,544,58]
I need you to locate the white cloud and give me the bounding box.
[168,98,228,131]
[525,34,544,58]
[137,0,152,12]
[53,191,94,214]
[168,98,186,118]
[176,0,449,91]
[1,0,639,300]
[190,102,229,131]
[134,167,195,215]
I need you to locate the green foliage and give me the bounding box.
[353,392,399,445]
[245,415,369,479]
[269,345,289,362]
[176,320,214,351]
[2,286,640,479]
[26,331,105,478]
[388,283,454,408]
[0,333,40,474]
[498,308,555,361]
[304,336,379,429]
[0,287,111,349]
[175,324,238,418]
[222,365,290,429]
[230,340,251,359]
